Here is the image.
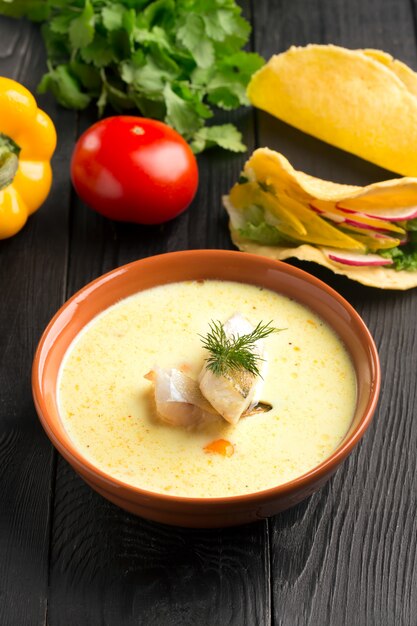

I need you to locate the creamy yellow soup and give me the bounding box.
[58,280,357,498]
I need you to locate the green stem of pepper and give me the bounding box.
[0,133,21,191]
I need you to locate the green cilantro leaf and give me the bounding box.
[191,124,246,153]
[139,0,175,29]
[177,13,214,69]
[80,33,115,67]
[0,0,265,152]
[38,64,91,109]
[134,25,173,51]
[69,60,101,92]
[207,84,246,109]
[164,83,203,136]
[42,22,72,64]
[69,0,95,50]
[122,55,175,92]
[102,4,125,31]
[207,51,265,108]
[217,9,251,42]
[0,0,49,20]
[203,8,250,45]
[221,51,265,84]
[50,13,74,35]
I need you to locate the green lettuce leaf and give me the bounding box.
[380,233,417,271]
[404,218,417,231]
[238,219,288,246]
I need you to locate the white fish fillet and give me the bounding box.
[198,313,266,425]
[149,367,219,428]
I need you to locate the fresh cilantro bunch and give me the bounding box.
[0,0,264,152]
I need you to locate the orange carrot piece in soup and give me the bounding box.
[204,439,234,457]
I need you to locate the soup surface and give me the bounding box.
[58,280,357,497]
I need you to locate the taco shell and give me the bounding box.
[224,148,417,289]
[229,236,417,290]
[247,45,417,176]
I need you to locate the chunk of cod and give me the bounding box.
[148,367,219,428]
[198,313,266,425]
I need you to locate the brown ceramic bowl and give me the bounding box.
[32,250,380,528]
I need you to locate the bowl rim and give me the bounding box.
[32,249,381,506]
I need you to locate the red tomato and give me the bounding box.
[70,116,198,225]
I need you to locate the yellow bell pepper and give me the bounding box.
[0,77,56,239]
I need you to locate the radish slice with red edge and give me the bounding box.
[322,249,394,266]
[337,203,417,222]
[343,217,390,232]
[310,204,404,232]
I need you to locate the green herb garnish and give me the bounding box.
[200,320,279,378]
[380,240,417,270]
[239,220,288,246]
[1,0,265,153]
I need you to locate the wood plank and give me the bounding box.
[253,0,417,623]
[0,16,76,626]
[48,458,270,626]
[47,4,271,623]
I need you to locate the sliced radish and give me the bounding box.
[359,231,402,245]
[365,207,417,221]
[343,217,407,234]
[336,206,356,215]
[372,232,399,242]
[309,204,345,222]
[322,249,393,267]
[337,203,417,222]
[309,204,325,215]
[310,203,403,233]
[343,217,384,232]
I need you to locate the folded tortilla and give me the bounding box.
[229,237,417,290]
[224,148,417,289]
[247,45,417,176]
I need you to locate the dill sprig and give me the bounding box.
[200,320,279,378]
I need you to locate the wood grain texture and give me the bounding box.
[0,16,76,626]
[253,1,417,624]
[48,459,270,626]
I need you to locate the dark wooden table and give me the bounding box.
[1,2,417,624]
